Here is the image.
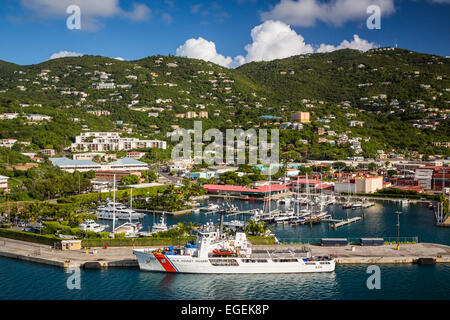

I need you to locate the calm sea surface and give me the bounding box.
[0,199,449,300]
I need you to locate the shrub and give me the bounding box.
[0,228,61,246]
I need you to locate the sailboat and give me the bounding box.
[253,168,280,223]
[113,187,143,238]
[342,177,353,209]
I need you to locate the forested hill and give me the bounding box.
[0,48,448,160]
[237,48,450,104]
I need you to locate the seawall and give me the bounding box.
[1,237,449,269]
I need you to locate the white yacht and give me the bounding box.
[352,201,363,209]
[114,222,142,238]
[274,208,296,224]
[79,220,106,233]
[362,200,375,208]
[201,203,220,212]
[152,213,169,232]
[95,201,144,220]
[223,220,245,230]
[277,197,292,206]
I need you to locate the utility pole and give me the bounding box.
[395,210,401,250]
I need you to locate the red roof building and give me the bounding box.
[203,184,289,196]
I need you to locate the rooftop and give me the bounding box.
[49,157,100,167]
[109,157,148,166]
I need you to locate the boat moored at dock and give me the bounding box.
[96,201,144,220]
[133,222,335,274]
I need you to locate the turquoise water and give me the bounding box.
[0,200,449,300]
[0,258,449,299]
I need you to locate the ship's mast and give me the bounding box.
[219,212,224,236]
[268,167,271,213]
[129,187,133,224]
[112,173,116,236]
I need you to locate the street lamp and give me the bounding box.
[395,210,401,251]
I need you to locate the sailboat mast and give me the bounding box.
[268,167,271,213]
[112,174,116,235]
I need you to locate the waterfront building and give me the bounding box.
[354,176,383,193]
[334,176,383,194]
[432,167,450,191]
[414,168,434,190]
[203,183,289,198]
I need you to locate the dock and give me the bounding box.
[1,237,449,269]
[332,217,362,229]
[134,208,193,216]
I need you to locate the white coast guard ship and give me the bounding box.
[133,222,335,274]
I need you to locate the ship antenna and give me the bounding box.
[219,211,224,236]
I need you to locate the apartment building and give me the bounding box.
[70,132,166,152]
[291,112,310,123]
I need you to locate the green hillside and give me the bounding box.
[0,48,448,161]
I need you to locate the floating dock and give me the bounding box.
[332,217,362,229]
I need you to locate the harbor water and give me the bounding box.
[0,257,449,299]
[0,199,449,300]
[138,199,450,245]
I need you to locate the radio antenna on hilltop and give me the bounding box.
[395,38,397,49]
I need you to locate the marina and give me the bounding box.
[0,195,449,299]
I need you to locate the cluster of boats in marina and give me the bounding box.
[196,174,377,228]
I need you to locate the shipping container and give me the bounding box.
[360,238,384,246]
[321,238,348,246]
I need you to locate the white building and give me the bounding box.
[0,139,17,148]
[414,168,434,190]
[26,114,52,121]
[70,132,166,152]
[97,82,116,89]
[0,175,8,191]
[0,113,19,120]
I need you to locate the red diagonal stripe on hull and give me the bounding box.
[154,254,177,272]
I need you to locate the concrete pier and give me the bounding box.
[0,237,449,269]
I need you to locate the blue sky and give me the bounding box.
[1,0,449,66]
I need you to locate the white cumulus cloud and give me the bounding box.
[176,37,243,68]
[176,20,376,68]
[317,34,375,52]
[49,50,83,60]
[20,0,151,30]
[244,20,314,63]
[261,0,395,27]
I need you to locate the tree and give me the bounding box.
[368,162,377,171]
[143,170,158,183]
[121,174,140,185]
